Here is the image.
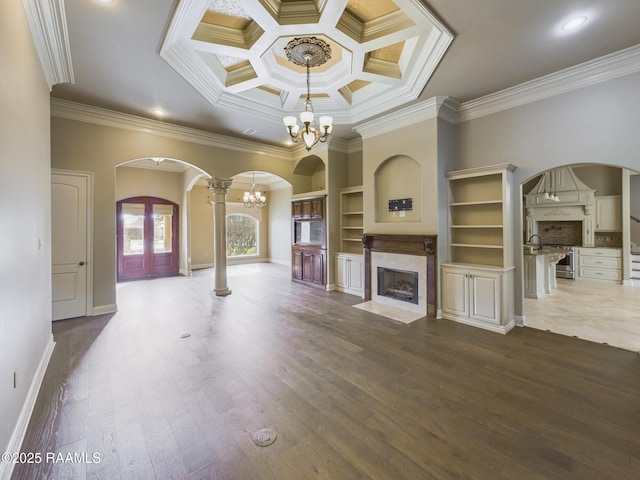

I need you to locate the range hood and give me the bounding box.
[525,167,596,246]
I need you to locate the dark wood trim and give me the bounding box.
[363,234,437,317]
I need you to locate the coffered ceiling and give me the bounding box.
[161,0,452,125]
[50,0,640,148]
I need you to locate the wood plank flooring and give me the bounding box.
[13,263,640,479]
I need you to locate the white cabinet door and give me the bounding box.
[469,272,500,325]
[596,196,621,231]
[347,255,363,291]
[442,267,469,318]
[335,254,348,288]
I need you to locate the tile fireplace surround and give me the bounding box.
[362,234,437,317]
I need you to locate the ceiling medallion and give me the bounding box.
[282,37,333,151]
[284,36,332,67]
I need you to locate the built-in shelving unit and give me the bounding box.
[442,164,516,334]
[336,186,364,296]
[339,186,364,254]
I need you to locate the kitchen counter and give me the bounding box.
[523,247,567,299]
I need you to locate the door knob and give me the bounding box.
[79,261,85,266]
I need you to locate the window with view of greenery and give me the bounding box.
[227,213,258,256]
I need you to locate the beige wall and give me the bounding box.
[268,187,293,264]
[0,0,53,463]
[190,185,214,268]
[116,166,185,204]
[362,117,439,235]
[51,117,303,309]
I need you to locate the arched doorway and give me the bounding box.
[520,163,640,351]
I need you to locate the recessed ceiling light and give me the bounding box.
[243,128,257,136]
[97,0,113,4]
[562,16,587,31]
[151,107,165,117]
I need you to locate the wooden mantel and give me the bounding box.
[362,234,437,317]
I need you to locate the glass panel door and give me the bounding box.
[122,203,145,255]
[117,197,179,281]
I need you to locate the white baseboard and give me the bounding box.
[92,304,117,316]
[268,258,291,266]
[179,268,192,276]
[0,336,55,480]
[191,263,214,270]
[514,315,525,327]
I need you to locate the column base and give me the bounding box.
[211,288,232,297]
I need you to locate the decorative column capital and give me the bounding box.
[208,177,233,196]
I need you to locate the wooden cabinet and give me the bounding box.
[442,264,515,334]
[335,253,364,297]
[595,196,621,232]
[292,195,326,288]
[577,247,621,283]
[442,164,516,334]
[339,186,363,255]
[292,246,325,286]
[293,197,323,220]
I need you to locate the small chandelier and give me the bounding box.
[283,37,333,151]
[243,172,267,209]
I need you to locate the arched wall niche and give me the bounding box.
[292,154,325,195]
[374,155,421,223]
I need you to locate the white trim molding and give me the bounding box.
[92,304,118,316]
[458,44,640,122]
[353,96,456,139]
[21,0,74,90]
[51,98,295,161]
[0,336,55,480]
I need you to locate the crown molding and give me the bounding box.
[50,98,294,161]
[459,43,640,122]
[352,96,453,139]
[21,0,74,90]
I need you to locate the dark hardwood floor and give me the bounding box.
[13,263,640,479]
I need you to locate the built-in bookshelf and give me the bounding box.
[446,167,515,268]
[442,164,516,334]
[339,186,364,254]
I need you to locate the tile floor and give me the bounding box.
[524,278,640,352]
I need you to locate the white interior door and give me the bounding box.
[52,173,88,320]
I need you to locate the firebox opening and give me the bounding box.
[377,267,418,305]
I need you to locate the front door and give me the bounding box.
[52,172,89,320]
[117,197,179,281]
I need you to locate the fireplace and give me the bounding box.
[362,234,437,317]
[377,267,418,304]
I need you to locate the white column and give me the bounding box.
[208,178,233,296]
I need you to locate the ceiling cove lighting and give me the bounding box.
[562,16,587,31]
[282,37,333,151]
[243,172,267,209]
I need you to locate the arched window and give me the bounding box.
[226,213,258,257]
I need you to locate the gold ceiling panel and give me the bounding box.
[225,62,257,87]
[347,79,370,92]
[258,0,323,25]
[257,85,281,96]
[225,60,251,72]
[345,0,399,23]
[336,4,414,44]
[192,20,264,50]
[369,41,405,62]
[201,10,252,30]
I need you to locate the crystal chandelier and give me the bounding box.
[243,172,267,209]
[283,37,333,151]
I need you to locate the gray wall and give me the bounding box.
[0,0,54,464]
[453,71,640,317]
